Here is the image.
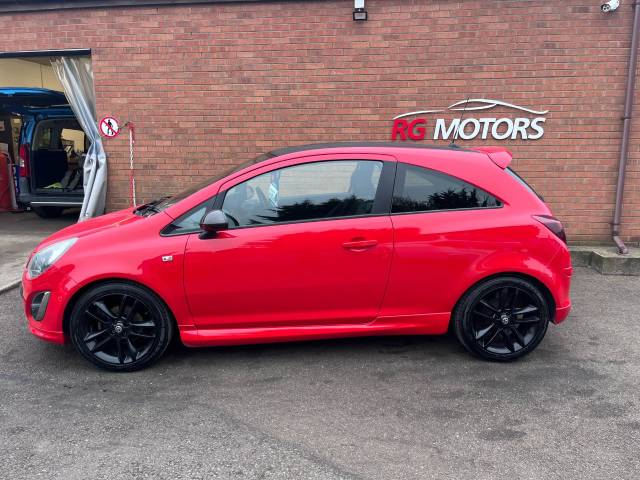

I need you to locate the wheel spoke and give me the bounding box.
[89,334,113,353]
[83,329,109,342]
[509,288,520,310]
[116,338,125,364]
[131,320,155,328]
[515,316,540,324]
[503,329,515,353]
[513,305,538,316]
[476,324,496,341]
[118,294,128,318]
[499,287,510,309]
[125,299,140,322]
[479,299,500,314]
[473,310,493,321]
[129,331,156,339]
[484,327,502,348]
[511,326,526,348]
[88,301,116,325]
[125,338,139,361]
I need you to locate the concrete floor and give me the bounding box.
[0,210,77,291]
[0,267,638,479]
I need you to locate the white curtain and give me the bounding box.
[51,57,107,221]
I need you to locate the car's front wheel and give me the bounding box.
[453,276,550,361]
[69,282,173,372]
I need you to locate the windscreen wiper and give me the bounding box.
[134,196,170,216]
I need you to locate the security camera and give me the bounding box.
[601,0,620,12]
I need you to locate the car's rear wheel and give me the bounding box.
[69,282,173,372]
[33,206,64,218]
[453,276,549,361]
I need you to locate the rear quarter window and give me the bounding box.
[392,163,502,213]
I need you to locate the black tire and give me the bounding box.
[69,282,173,372]
[33,206,64,218]
[453,276,550,362]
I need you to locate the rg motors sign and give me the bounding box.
[391,99,548,142]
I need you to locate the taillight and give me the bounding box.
[18,145,30,177]
[533,215,567,243]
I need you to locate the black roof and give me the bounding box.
[269,142,470,157]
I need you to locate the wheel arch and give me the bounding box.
[62,277,179,337]
[452,271,556,322]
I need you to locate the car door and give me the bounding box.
[183,155,396,329]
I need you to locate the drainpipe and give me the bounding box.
[612,1,640,255]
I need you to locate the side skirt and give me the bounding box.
[179,313,450,348]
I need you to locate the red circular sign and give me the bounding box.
[99,116,121,139]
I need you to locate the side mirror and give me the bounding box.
[199,209,229,235]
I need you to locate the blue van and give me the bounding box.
[0,88,85,218]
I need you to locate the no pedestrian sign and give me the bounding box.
[99,116,120,139]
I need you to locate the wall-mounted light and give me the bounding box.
[601,0,620,12]
[353,0,367,21]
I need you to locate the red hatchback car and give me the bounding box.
[22,143,572,371]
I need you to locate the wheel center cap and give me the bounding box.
[114,323,124,334]
[500,314,510,325]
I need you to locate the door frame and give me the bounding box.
[209,153,398,228]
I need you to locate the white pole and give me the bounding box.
[128,123,136,207]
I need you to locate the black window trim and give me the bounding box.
[390,162,505,216]
[160,197,216,237]
[212,158,397,231]
[506,167,544,202]
[390,204,504,218]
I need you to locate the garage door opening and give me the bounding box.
[0,50,105,220]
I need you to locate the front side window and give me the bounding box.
[392,163,501,213]
[222,160,383,227]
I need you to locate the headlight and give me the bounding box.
[27,238,78,279]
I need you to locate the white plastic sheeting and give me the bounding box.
[51,57,106,220]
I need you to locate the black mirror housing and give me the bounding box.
[199,209,229,234]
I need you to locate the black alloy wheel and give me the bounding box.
[70,282,173,371]
[453,276,550,361]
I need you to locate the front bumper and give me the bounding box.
[22,267,77,345]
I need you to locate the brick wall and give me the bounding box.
[0,0,638,244]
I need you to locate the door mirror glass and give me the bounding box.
[199,209,229,233]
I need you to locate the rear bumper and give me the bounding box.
[550,255,573,325]
[554,304,571,324]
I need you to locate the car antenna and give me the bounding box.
[449,96,470,148]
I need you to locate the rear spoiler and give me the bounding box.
[471,146,513,169]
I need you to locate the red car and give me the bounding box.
[21,143,572,371]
